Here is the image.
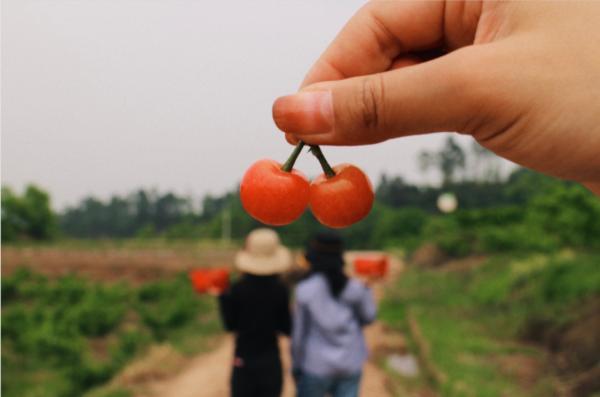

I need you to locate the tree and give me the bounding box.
[132,190,154,230]
[1,185,57,242]
[418,136,466,187]
[438,136,466,186]
[375,174,438,211]
[2,187,22,241]
[470,141,502,182]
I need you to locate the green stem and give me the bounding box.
[281,141,306,172]
[309,145,336,178]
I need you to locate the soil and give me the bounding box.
[556,305,600,374]
[410,243,447,268]
[1,246,236,284]
[496,354,546,388]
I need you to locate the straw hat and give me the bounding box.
[235,228,292,275]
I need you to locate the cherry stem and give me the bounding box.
[281,141,305,172]
[309,145,336,178]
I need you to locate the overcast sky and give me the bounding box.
[1,0,509,210]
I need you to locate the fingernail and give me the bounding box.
[273,91,334,134]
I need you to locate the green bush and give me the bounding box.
[45,274,89,304]
[74,286,128,337]
[423,216,473,257]
[25,319,84,365]
[2,269,220,397]
[1,304,32,342]
[110,330,150,367]
[136,275,198,340]
[527,184,600,248]
[371,207,428,249]
[476,224,559,253]
[66,359,114,394]
[1,268,49,303]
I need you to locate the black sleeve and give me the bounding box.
[277,285,292,336]
[218,287,238,332]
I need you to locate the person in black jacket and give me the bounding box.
[218,228,292,397]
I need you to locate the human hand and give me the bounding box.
[360,275,380,288]
[272,1,600,193]
[292,367,303,384]
[206,287,222,297]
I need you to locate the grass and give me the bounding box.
[380,250,600,397]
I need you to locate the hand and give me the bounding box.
[272,1,600,193]
[360,275,380,288]
[207,287,222,297]
[292,367,303,384]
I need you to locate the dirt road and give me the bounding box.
[128,252,403,397]
[148,326,393,397]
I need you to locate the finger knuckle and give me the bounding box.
[448,48,503,134]
[357,75,385,131]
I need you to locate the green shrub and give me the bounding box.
[477,224,559,253]
[45,274,89,304]
[423,216,473,257]
[136,275,198,340]
[74,285,128,337]
[26,320,84,365]
[372,207,428,248]
[66,359,114,394]
[110,330,150,367]
[527,184,600,248]
[2,269,219,397]
[1,268,49,303]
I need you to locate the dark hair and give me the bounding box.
[305,232,348,298]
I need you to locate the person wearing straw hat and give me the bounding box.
[292,232,376,397]
[218,228,293,397]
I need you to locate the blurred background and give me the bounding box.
[2,1,599,397]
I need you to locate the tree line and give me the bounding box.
[3,138,599,253]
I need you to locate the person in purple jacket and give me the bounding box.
[292,232,377,397]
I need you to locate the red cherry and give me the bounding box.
[240,159,310,226]
[310,163,374,228]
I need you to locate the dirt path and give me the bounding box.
[133,252,403,397]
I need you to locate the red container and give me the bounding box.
[353,255,389,278]
[189,268,230,294]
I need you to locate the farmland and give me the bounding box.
[3,162,600,396]
[1,240,237,283]
[1,242,234,397]
[3,242,599,397]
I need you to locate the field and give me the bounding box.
[1,240,237,283]
[3,242,600,397]
[1,241,237,397]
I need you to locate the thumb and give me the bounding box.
[273,47,486,146]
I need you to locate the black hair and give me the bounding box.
[305,232,348,298]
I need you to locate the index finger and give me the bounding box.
[301,1,446,87]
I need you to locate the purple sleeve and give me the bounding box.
[291,300,308,370]
[356,285,377,326]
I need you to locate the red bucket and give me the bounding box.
[353,255,389,278]
[189,267,230,294]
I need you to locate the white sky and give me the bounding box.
[1,0,508,210]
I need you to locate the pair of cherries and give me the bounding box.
[240,142,374,228]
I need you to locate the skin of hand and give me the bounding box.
[272,1,600,194]
[361,275,379,288]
